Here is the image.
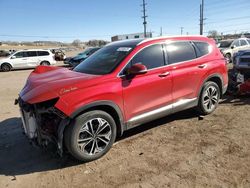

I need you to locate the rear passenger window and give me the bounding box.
[26,51,37,57]
[37,51,49,56]
[166,42,196,64]
[194,42,210,57]
[240,40,247,46]
[130,44,165,69]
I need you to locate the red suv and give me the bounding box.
[17,36,228,162]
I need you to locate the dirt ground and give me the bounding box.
[0,64,250,188]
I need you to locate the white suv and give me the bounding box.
[0,49,56,72]
[221,38,250,63]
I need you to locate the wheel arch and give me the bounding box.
[198,74,224,99]
[1,62,13,71]
[69,100,125,137]
[1,62,13,68]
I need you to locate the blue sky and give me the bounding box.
[0,0,250,42]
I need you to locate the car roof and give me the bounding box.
[107,35,213,48]
[138,35,213,45]
[106,39,144,47]
[220,39,234,42]
[15,49,50,52]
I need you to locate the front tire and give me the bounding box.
[64,110,117,162]
[1,63,12,72]
[197,81,221,115]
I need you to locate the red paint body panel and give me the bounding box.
[19,36,228,124]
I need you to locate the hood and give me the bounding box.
[20,65,100,104]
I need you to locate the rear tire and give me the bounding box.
[1,63,12,72]
[197,81,221,115]
[64,110,117,162]
[40,61,50,66]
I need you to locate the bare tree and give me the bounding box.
[208,30,220,39]
[72,39,82,47]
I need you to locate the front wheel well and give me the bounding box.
[1,62,12,68]
[72,105,123,137]
[1,63,12,71]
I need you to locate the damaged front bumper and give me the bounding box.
[16,97,70,156]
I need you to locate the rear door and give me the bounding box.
[26,51,38,67]
[37,51,50,64]
[165,41,209,102]
[121,44,173,125]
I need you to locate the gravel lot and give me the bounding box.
[0,64,250,188]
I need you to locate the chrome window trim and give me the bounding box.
[117,40,213,78]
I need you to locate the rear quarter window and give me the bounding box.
[37,51,49,56]
[193,42,210,57]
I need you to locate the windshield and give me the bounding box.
[219,41,233,48]
[74,45,133,75]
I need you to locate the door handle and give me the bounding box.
[21,58,27,60]
[159,72,170,77]
[198,64,207,68]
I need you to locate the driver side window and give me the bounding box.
[130,44,165,69]
[14,52,27,58]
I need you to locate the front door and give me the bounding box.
[11,51,28,68]
[121,44,173,126]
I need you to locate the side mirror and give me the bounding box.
[127,63,148,75]
[11,56,16,59]
[231,45,236,49]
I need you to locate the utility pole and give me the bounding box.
[160,27,163,36]
[200,0,204,35]
[180,27,184,35]
[141,0,148,38]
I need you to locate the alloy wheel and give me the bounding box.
[77,118,112,156]
[202,85,219,112]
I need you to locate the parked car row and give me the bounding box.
[64,47,100,67]
[218,38,250,63]
[0,49,16,57]
[49,48,67,61]
[0,47,101,72]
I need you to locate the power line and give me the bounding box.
[206,15,250,25]
[0,34,113,39]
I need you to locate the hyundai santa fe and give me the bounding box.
[17,36,228,162]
